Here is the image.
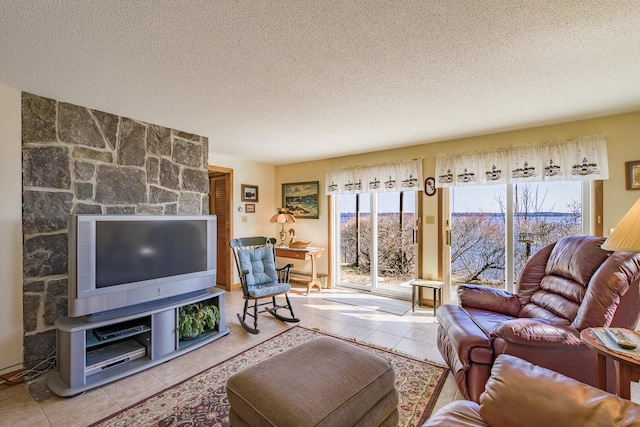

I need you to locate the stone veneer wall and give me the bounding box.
[21,92,209,368]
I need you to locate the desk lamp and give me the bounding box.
[270,208,296,247]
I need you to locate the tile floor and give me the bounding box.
[1,287,637,426]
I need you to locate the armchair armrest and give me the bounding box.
[276,263,294,283]
[490,318,582,346]
[458,285,521,317]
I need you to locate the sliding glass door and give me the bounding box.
[449,181,585,301]
[336,191,417,296]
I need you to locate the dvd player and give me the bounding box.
[86,339,146,376]
[93,323,145,341]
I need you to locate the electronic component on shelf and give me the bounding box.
[93,323,145,341]
[605,328,637,350]
[85,339,146,376]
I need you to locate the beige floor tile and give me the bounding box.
[0,384,49,426]
[394,337,431,360]
[339,324,377,341]
[39,387,118,427]
[431,373,461,414]
[100,369,167,408]
[365,329,403,349]
[376,320,414,337]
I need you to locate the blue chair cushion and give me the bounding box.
[248,282,291,298]
[238,247,291,298]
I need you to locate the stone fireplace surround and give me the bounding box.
[21,93,209,368]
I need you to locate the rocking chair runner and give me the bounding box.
[230,237,299,334]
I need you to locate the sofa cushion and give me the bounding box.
[479,355,640,427]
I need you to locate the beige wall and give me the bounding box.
[208,153,278,283]
[0,85,23,374]
[276,111,640,283]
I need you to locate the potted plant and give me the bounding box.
[178,302,220,340]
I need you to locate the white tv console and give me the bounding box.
[47,288,229,397]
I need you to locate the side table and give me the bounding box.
[580,328,640,400]
[410,279,443,316]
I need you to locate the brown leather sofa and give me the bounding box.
[437,236,640,402]
[423,354,640,427]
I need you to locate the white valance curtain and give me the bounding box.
[435,135,608,187]
[326,159,423,195]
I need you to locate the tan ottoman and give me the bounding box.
[227,336,399,427]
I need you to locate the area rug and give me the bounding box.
[324,294,412,316]
[91,326,449,427]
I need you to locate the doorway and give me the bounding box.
[208,166,235,291]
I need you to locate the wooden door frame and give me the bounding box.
[208,165,236,292]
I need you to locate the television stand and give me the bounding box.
[47,288,229,397]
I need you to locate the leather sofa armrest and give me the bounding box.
[490,318,582,346]
[479,354,640,427]
[458,285,521,317]
[436,305,493,366]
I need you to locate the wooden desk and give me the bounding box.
[275,247,325,295]
[580,328,640,399]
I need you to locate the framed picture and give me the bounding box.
[626,160,640,190]
[282,181,319,219]
[424,177,436,196]
[241,184,259,202]
[245,203,255,213]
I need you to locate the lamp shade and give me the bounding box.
[601,198,640,253]
[269,208,296,224]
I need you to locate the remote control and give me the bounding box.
[605,328,637,350]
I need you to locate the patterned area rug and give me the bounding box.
[92,326,449,427]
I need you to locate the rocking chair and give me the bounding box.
[230,237,299,334]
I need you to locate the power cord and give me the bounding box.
[0,350,56,386]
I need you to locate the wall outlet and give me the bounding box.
[425,215,435,224]
[241,216,248,223]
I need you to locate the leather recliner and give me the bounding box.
[423,354,640,427]
[436,236,640,402]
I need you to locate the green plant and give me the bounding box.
[178,302,220,339]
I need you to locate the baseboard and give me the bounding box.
[0,369,24,390]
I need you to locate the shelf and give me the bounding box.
[178,327,219,350]
[85,325,151,348]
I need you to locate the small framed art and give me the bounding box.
[245,203,255,213]
[626,160,640,190]
[241,184,259,202]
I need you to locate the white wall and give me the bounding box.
[0,85,23,374]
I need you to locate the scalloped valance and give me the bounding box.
[326,159,423,195]
[435,135,608,187]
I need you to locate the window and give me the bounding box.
[449,181,585,299]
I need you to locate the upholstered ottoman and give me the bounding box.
[227,336,399,427]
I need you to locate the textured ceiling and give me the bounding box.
[1,1,640,165]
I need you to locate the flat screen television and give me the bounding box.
[68,214,217,318]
